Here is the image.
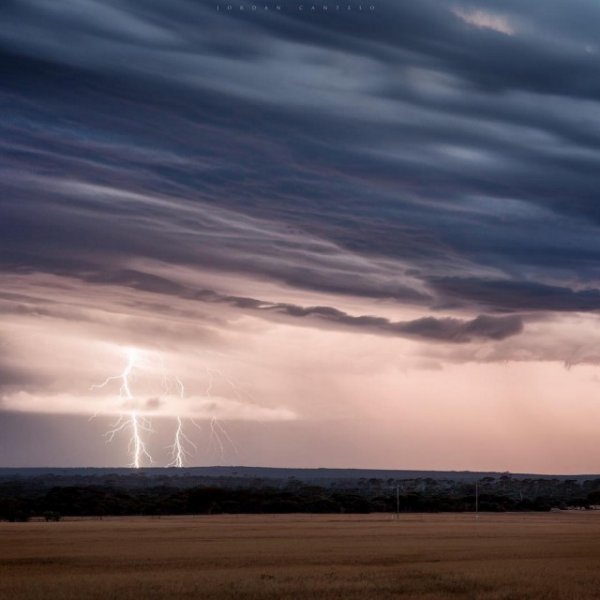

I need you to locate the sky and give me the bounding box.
[2,0,600,472]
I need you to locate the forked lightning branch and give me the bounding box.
[90,348,234,468]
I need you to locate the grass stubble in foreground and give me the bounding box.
[2,513,600,599]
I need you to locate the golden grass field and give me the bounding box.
[2,512,600,599]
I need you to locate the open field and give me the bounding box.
[3,513,600,599]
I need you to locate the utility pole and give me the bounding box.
[396,484,400,520]
[475,480,479,520]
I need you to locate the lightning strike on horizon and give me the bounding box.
[166,377,197,467]
[91,348,154,468]
[167,416,197,468]
[209,415,238,457]
[91,348,245,466]
[199,363,239,459]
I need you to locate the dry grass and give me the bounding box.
[2,513,600,599]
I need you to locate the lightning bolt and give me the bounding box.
[166,377,197,467]
[198,363,238,460]
[209,415,238,457]
[91,348,153,468]
[91,347,243,467]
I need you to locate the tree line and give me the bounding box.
[1,482,590,521]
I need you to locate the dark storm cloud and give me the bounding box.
[235,300,524,343]
[171,283,524,342]
[429,278,600,313]
[1,0,600,321]
[54,267,522,342]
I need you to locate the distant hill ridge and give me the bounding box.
[0,466,597,482]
